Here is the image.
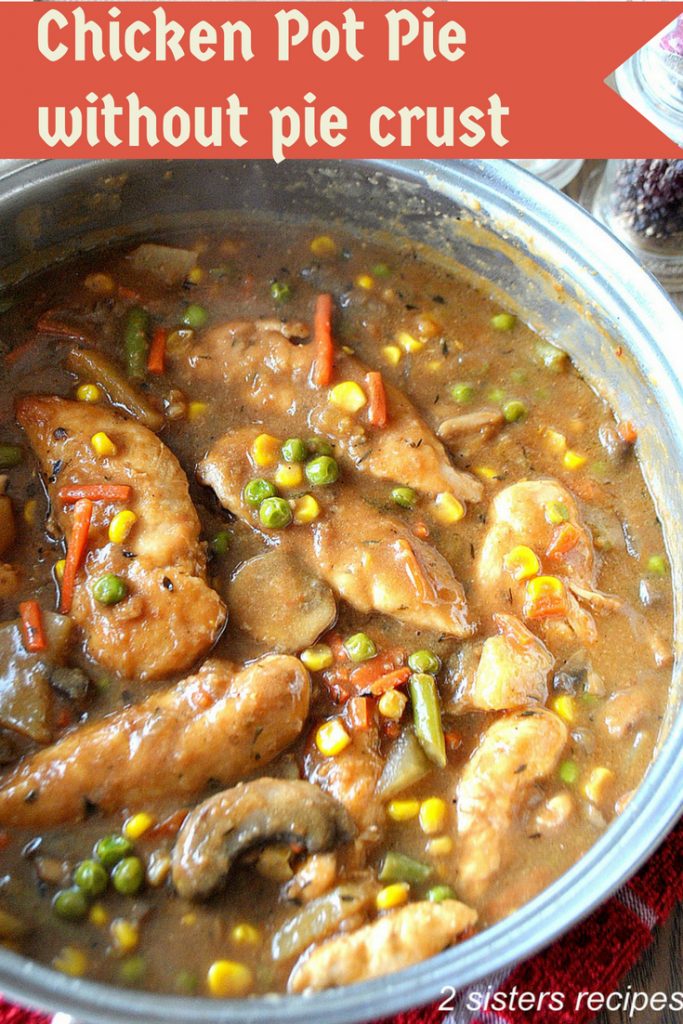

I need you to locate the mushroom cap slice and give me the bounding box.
[172,778,356,899]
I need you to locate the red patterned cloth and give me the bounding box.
[0,822,681,1024]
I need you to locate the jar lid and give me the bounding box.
[614,15,683,145]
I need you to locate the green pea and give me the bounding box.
[270,281,293,302]
[487,387,506,405]
[371,263,391,278]
[510,368,527,385]
[258,496,292,529]
[281,438,308,464]
[0,444,22,470]
[119,955,146,985]
[53,887,89,922]
[91,573,128,606]
[243,478,277,508]
[343,632,376,663]
[306,437,333,458]
[210,529,232,556]
[491,312,516,331]
[647,554,667,577]
[94,834,134,870]
[111,856,145,896]
[73,859,108,897]
[305,455,339,487]
[408,649,441,675]
[450,382,475,404]
[503,400,527,423]
[391,486,417,510]
[427,884,456,903]
[175,969,199,995]
[559,759,579,785]
[181,304,208,330]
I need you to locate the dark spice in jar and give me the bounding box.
[612,159,683,239]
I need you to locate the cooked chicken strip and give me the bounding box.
[305,729,385,841]
[184,318,482,505]
[456,709,568,901]
[198,427,473,638]
[288,899,477,992]
[0,656,310,827]
[16,397,226,681]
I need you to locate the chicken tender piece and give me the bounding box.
[185,318,482,505]
[458,614,554,712]
[288,899,477,992]
[198,427,473,638]
[16,397,226,680]
[456,709,568,901]
[0,655,310,827]
[305,730,385,841]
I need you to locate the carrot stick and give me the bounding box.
[346,696,373,730]
[19,600,47,653]
[546,522,581,559]
[617,420,638,444]
[59,498,93,614]
[59,484,131,505]
[366,371,388,428]
[368,666,411,696]
[312,293,334,387]
[147,327,167,376]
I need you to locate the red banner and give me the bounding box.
[0,2,680,159]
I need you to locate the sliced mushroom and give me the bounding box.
[172,778,356,899]
[228,550,336,652]
[437,407,504,441]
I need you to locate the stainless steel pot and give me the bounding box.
[0,159,680,1024]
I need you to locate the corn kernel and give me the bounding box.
[583,766,615,806]
[207,959,254,998]
[108,510,137,546]
[251,433,280,468]
[23,499,37,525]
[89,903,109,927]
[376,882,409,911]
[382,344,403,367]
[122,811,155,840]
[426,836,454,857]
[187,401,208,422]
[524,575,567,620]
[329,380,367,414]
[231,923,261,946]
[474,465,498,480]
[552,694,578,724]
[387,799,420,822]
[416,314,441,339]
[181,913,197,927]
[315,718,351,757]
[342,345,355,355]
[503,545,540,581]
[434,492,465,524]
[378,688,408,720]
[53,946,88,977]
[426,359,444,372]
[54,559,66,581]
[91,432,117,458]
[255,846,293,882]
[419,798,448,835]
[310,235,337,258]
[84,272,115,296]
[293,494,321,525]
[545,428,567,453]
[355,274,374,291]
[111,919,139,955]
[563,449,587,470]
[545,500,570,525]
[300,643,333,672]
[396,331,425,354]
[76,383,102,404]
[187,266,204,284]
[275,463,304,489]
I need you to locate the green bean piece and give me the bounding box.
[305,455,339,487]
[91,573,128,606]
[427,884,456,903]
[391,486,417,510]
[210,529,232,557]
[120,955,146,985]
[409,673,447,768]
[281,438,308,464]
[408,649,441,675]
[379,851,432,885]
[503,400,527,423]
[0,444,22,470]
[123,307,149,381]
[491,312,516,331]
[450,382,475,404]
[243,478,277,508]
[73,859,108,897]
[52,887,89,922]
[181,304,208,330]
[94,834,134,870]
[259,496,292,529]
[270,281,293,302]
[343,632,377,663]
[111,856,145,896]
